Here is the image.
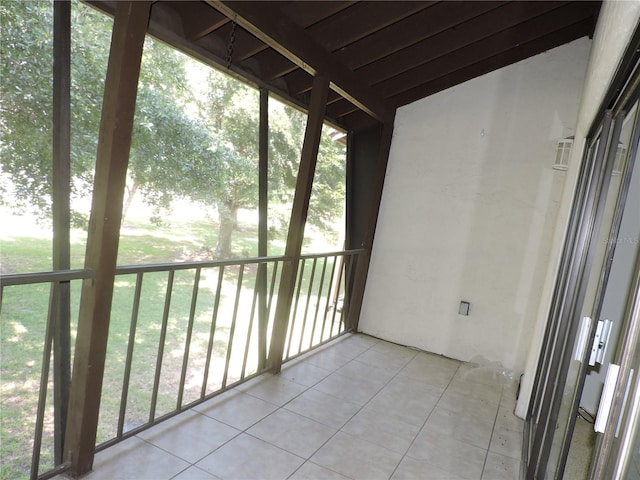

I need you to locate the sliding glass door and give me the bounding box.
[588,113,640,479]
[525,91,640,478]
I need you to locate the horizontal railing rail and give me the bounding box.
[0,270,92,480]
[113,255,290,274]
[0,249,364,480]
[0,268,94,287]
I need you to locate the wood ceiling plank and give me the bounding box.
[170,1,229,41]
[255,49,299,81]
[327,97,360,118]
[375,3,595,98]
[307,1,433,52]
[357,1,570,84]
[284,69,313,97]
[208,0,394,123]
[387,18,593,107]
[212,22,270,63]
[336,1,504,70]
[279,1,357,28]
[342,109,378,130]
[327,91,342,105]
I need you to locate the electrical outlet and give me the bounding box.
[459,301,470,316]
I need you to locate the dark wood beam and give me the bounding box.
[171,1,229,41]
[376,3,595,98]
[357,1,570,84]
[279,1,356,28]
[284,69,314,97]
[337,1,504,70]
[52,0,71,466]
[64,2,151,476]
[208,0,394,123]
[307,1,433,53]
[267,75,330,373]
[341,110,379,131]
[388,18,593,107]
[327,98,360,118]
[253,49,297,81]
[220,23,270,63]
[346,115,395,331]
[258,88,268,369]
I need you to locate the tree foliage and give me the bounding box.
[1,0,346,258]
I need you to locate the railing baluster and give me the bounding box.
[338,254,355,334]
[320,256,338,342]
[30,283,56,480]
[201,267,225,398]
[309,256,328,349]
[330,256,345,337]
[241,267,261,380]
[267,261,279,316]
[261,261,280,365]
[297,258,317,354]
[221,264,245,388]
[149,270,174,422]
[2,250,370,480]
[177,268,201,409]
[118,272,144,437]
[285,259,306,360]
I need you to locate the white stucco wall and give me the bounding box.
[359,38,591,374]
[516,0,640,418]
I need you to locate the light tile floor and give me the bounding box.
[55,333,524,480]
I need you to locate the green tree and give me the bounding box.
[1,0,346,260]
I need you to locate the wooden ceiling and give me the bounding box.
[88,1,602,131]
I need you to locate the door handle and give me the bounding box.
[589,319,613,366]
[595,363,620,433]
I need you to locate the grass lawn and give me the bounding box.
[0,202,345,480]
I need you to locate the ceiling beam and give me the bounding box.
[336,1,504,70]
[278,1,357,28]
[357,1,570,84]
[207,0,394,124]
[170,1,229,41]
[307,1,433,53]
[387,18,593,107]
[376,3,595,98]
[328,98,360,118]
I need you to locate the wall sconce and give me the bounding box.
[553,137,574,171]
[613,142,627,176]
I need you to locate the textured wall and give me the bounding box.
[359,38,591,374]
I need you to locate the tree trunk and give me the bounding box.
[215,202,238,257]
[122,181,138,222]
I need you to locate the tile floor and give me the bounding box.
[55,333,524,480]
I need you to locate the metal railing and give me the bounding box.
[0,249,363,480]
[0,269,94,480]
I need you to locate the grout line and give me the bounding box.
[388,361,463,479]
[286,335,420,479]
[479,383,506,479]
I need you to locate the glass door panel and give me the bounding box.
[548,100,639,478]
[589,115,640,479]
[526,114,613,479]
[527,98,640,478]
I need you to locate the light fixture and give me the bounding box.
[613,142,627,175]
[553,137,574,171]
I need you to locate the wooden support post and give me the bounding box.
[346,115,396,331]
[64,2,150,476]
[52,0,71,466]
[258,88,268,369]
[267,75,329,373]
